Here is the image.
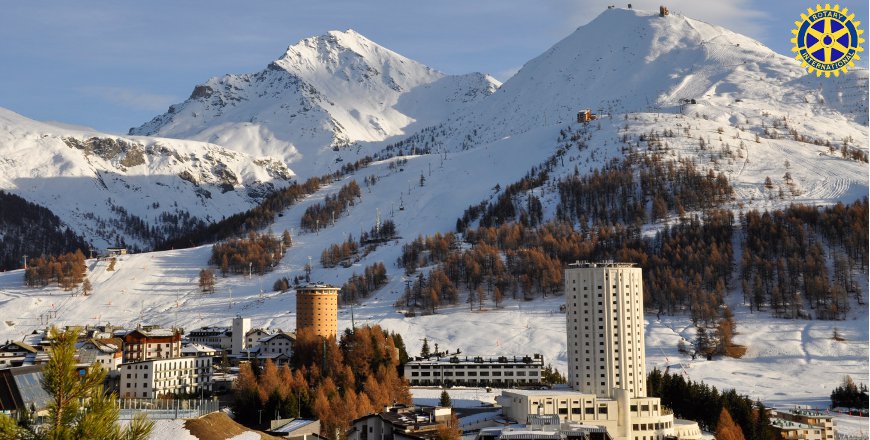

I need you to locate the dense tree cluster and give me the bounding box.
[360,219,397,244]
[457,166,550,232]
[24,250,87,290]
[400,210,732,321]
[210,231,285,276]
[647,369,774,440]
[556,156,732,226]
[0,190,91,271]
[104,203,205,250]
[300,181,361,232]
[339,262,388,304]
[830,375,869,409]
[320,237,359,268]
[233,326,410,436]
[740,199,868,319]
[541,364,567,385]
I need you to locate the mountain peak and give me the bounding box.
[272,28,430,78]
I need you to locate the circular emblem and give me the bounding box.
[791,4,864,77]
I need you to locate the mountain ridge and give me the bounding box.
[130,29,500,178]
[0,107,295,250]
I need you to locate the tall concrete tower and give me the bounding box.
[296,284,340,338]
[231,316,250,355]
[565,262,646,399]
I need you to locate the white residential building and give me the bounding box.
[181,343,219,358]
[257,332,295,365]
[76,338,123,371]
[120,357,212,399]
[244,328,276,349]
[500,262,701,440]
[0,341,37,368]
[770,409,835,440]
[186,326,232,351]
[404,355,544,386]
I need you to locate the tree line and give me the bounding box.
[398,209,733,324]
[300,181,362,232]
[831,375,869,409]
[158,154,377,250]
[647,369,775,440]
[556,155,732,226]
[0,190,91,271]
[339,262,388,304]
[210,230,290,276]
[232,325,411,437]
[740,199,868,320]
[24,250,88,290]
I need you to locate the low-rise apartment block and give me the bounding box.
[120,356,212,399]
[404,354,544,387]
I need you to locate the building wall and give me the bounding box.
[775,412,835,440]
[120,357,212,399]
[296,286,339,338]
[231,317,250,355]
[123,332,182,363]
[565,264,646,399]
[501,391,678,440]
[187,333,231,350]
[404,357,543,386]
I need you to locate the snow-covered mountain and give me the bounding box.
[445,8,867,146]
[0,108,294,249]
[0,7,867,420]
[130,29,500,177]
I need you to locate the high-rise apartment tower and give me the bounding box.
[564,261,646,398]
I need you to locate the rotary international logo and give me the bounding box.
[791,4,864,77]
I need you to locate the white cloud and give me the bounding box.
[77,86,178,112]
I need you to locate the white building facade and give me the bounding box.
[565,263,646,398]
[404,355,544,386]
[120,357,212,399]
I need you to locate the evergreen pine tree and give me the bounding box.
[0,413,19,439]
[439,390,452,408]
[420,338,430,358]
[42,327,153,439]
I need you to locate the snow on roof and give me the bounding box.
[272,418,316,433]
[181,343,219,353]
[770,418,817,430]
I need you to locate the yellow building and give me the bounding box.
[295,284,339,338]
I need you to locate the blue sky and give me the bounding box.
[1,0,867,133]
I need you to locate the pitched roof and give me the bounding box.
[0,341,37,353]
